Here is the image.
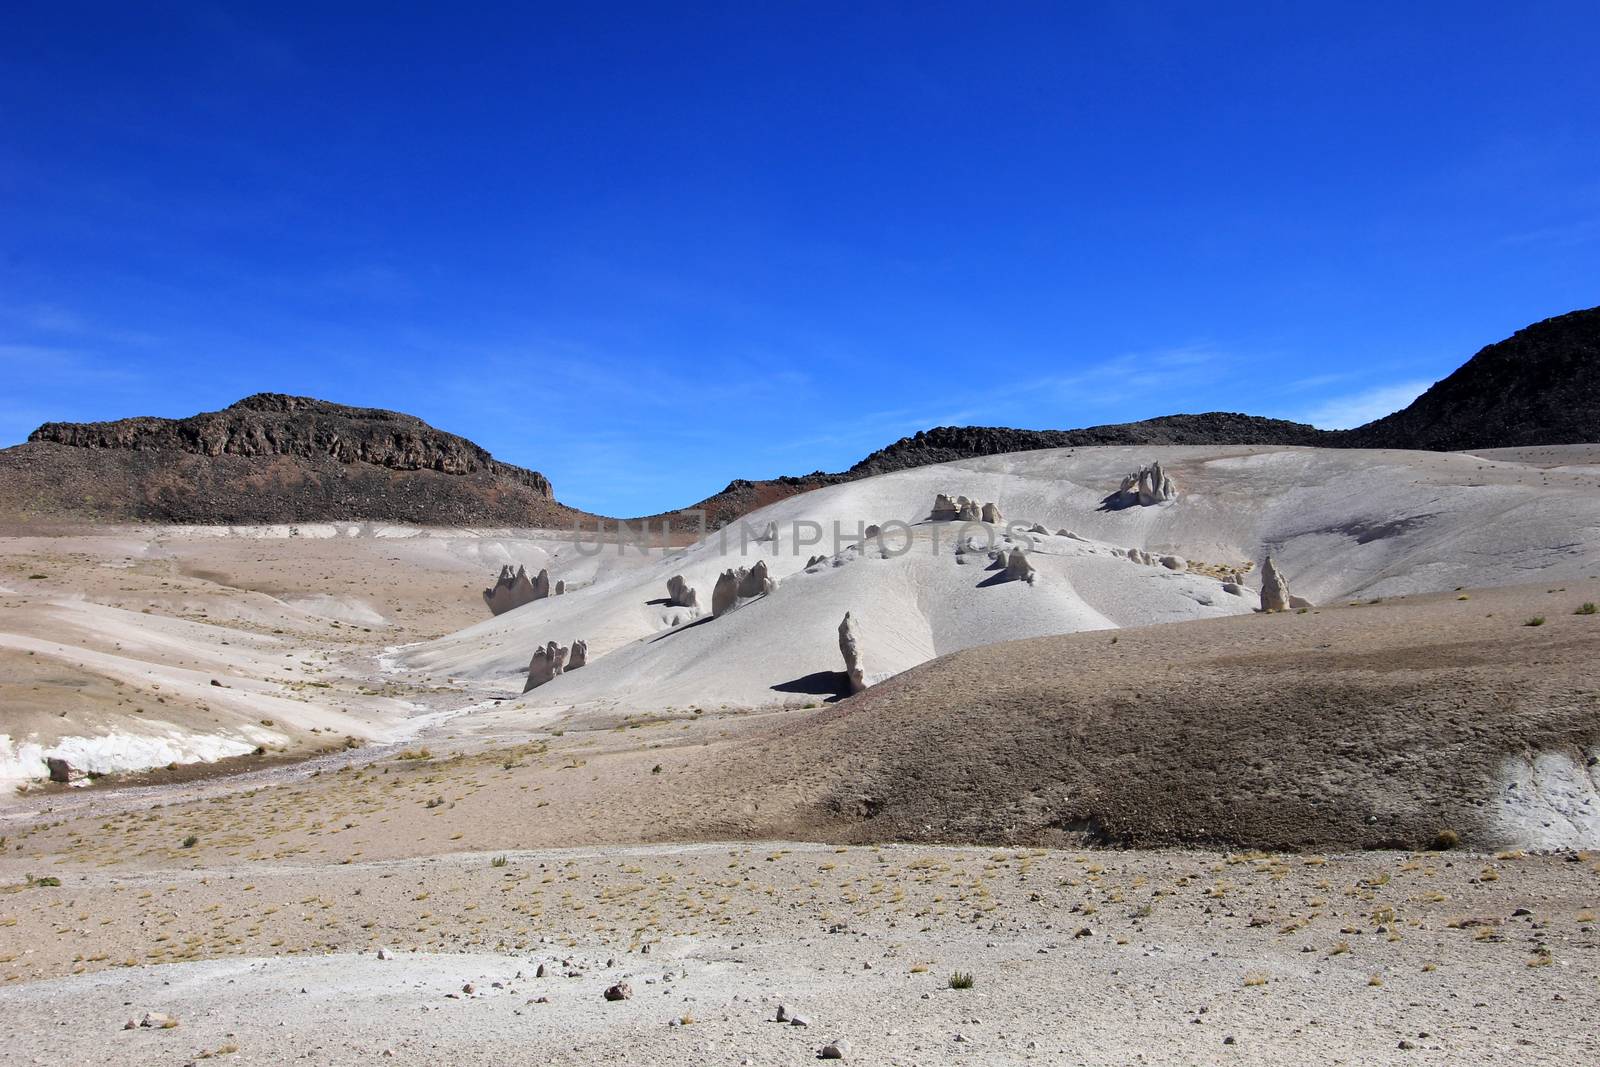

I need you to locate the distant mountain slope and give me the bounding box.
[0,394,583,526]
[680,306,1600,523]
[3,306,1595,527]
[1340,305,1600,451]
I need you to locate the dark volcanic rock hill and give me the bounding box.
[0,394,583,526]
[1339,305,1600,451]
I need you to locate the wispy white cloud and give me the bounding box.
[1299,380,1432,429]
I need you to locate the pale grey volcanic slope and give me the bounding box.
[397,443,1600,716]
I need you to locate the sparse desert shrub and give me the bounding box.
[491,855,508,868]
[181,835,199,848]
[947,970,975,989]
[1428,829,1461,851]
[27,874,62,887]
[1525,616,1546,627]
[1576,602,1597,616]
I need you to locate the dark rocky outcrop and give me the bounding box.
[1338,306,1600,451]
[1,394,581,526]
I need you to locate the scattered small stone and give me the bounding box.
[462,983,474,995]
[376,947,393,961]
[775,1004,790,1022]
[789,1013,812,1027]
[604,983,632,1002]
[1399,1039,1417,1050]
[1223,1035,1236,1045]
[821,1038,852,1059]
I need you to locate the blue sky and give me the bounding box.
[2,3,1597,515]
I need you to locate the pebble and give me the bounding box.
[789,1014,812,1027]
[821,1038,852,1059]
[603,982,632,1002]
[775,1004,790,1022]
[376,947,393,961]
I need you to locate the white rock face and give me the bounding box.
[1259,555,1292,612]
[838,611,866,694]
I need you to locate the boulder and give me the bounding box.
[757,520,778,543]
[1160,555,1186,571]
[980,502,1003,524]
[1028,523,1048,534]
[1221,582,1245,597]
[665,574,699,609]
[567,639,588,670]
[532,568,552,600]
[1259,555,1292,612]
[554,580,565,596]
[956,500,982,521]
[931,493,960,521]
[46,757,80,784]
[1289,594,1314,610]
[838,611,867,694]
[603,982,631,1002]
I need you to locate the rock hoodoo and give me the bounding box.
[838,611,866,694]
[711,561,779,618]
[522,639,591,691]
[484,565,563,615]
[931,493,1005,524]
[665,575,699,609]
[1003,548,1036,583]
[483,565,535,615]
[1259,556,1292,612]
[1116,462,1177,506]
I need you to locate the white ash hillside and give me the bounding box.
[396,443,1600,718]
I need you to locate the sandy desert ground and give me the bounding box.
[3,444,1599,1064]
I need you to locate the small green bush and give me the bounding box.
[947,971,975,990]
[490,854,508,868]
[1525,616,1546,627]
[1428,829,1460,851]
[181,835,199,848]
[1575,602,1597,616]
